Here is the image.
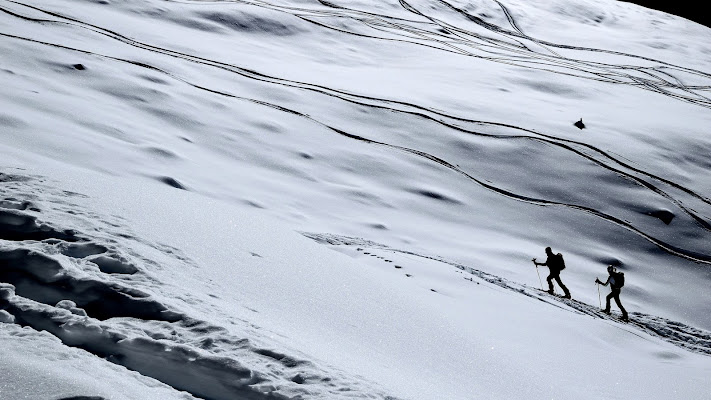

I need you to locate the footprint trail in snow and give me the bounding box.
[304,232,711,358]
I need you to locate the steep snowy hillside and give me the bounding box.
[2,0,711,399]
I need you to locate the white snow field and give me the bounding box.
[1,0,711,399]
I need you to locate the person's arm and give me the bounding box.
[595,276,610,286]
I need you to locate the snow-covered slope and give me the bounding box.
[2,0,711,399]
[2,160,711,400]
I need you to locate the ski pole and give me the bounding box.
[596,281,602,309]
[532,258,543,290]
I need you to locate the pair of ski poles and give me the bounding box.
[531,258,603,308]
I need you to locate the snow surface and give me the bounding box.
[2,0,711,399]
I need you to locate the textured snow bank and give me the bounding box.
[2,163,710,400]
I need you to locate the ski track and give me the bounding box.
[0,171,400,400]
[2,0,711,396]
[303,232,711,357]
[1,0,710,265]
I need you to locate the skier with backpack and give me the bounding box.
[533,247,571,298]
[595,265,628,321]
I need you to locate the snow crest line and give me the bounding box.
[0,172,400,400]
[303,232,711,357]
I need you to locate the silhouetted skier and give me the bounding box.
[574,118,585,130]
[534,247,571,298]
[596,265,628,321]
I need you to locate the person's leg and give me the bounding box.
[546,274,555,293]
[613,290,628,319]
[555,276,571,297]
[604,292,613,313]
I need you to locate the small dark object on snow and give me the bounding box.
[72,64,86,70]
[574,118,585,130]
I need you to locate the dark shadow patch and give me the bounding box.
[0,249,179,321]
[167,14,224,33]
[0,173,30,183]
[647,209,675,225]
[0,209,79,242]
[652,351,681,360]
[410,189,462,205]
[60,243,108,258]
[139,74,169,85]
[254,348,307,368]
[143,147,179,160]
[72,64,86,71]
[243,200,265,209]
[0,199,36,211]
[88,255,139,275]
[513,79,585,98]
[0,113,27,129]
[57,397,107,400]
[196,10,303,36]
[157,176,187,190]
[593,256,623,268]
[1,302,267,400]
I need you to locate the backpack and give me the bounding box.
[611,271,625,288]
[556,253,565,270]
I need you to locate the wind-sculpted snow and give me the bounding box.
[1,0,711,396]
[0,173,400,399]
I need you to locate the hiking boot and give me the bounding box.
[562,293,571,299]
[546,290,554,295]
[602,309,611,315]
[621,315,629,322]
